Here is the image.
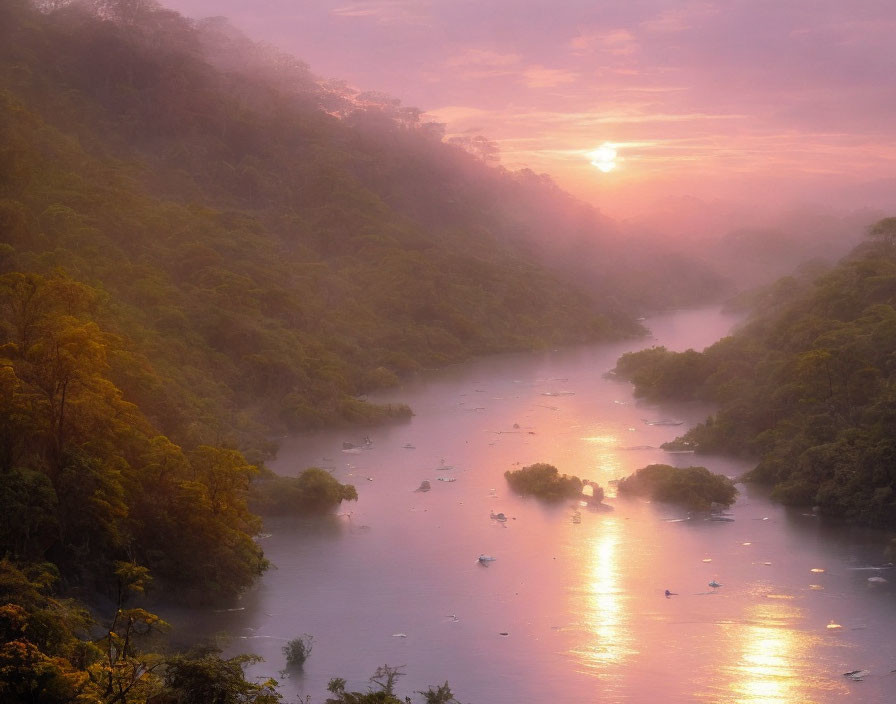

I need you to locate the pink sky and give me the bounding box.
[163,0,896,224]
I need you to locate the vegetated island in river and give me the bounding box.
[616,464,738,512]
[250,467,358,515]
[505,462,605,504]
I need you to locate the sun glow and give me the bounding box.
[589,143,618,173]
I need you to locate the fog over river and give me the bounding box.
[173,307,896,703]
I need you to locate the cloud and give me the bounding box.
[641,1,719,33]
[523,66,579,88]
[569,29,638,56]
[331,0,430,25]
[444,52,577,87]
[423,105,492,124]
[445,48,521,68]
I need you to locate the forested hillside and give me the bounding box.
[1,0,634,454]
[0,0,641,609]
[613,229,896,527]
[0,1,723,699]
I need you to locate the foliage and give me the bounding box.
[504,463,585,501]
[325,665,461,704]
[282,634,313,667]
[417,683,461,704]
[613,346,713,401]
[0,557,288,704]
[616,227,896,526]
[250,468,358,515]
[0,0,642,465]
[161,647,281,704]
[0,266,269,604]
[0,559,95,704]
[616,464,738,511]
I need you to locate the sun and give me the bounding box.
[589,143,618,173]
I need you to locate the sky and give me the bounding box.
[163,0,896,225]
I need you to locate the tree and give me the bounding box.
[326,665,406,704]
[0,364,30,472]
[617,465,738,511]
[250,468,357,515]
[324,667,460,704]
[504,463,585,501]
[0,560,95,704]
[417,682,460,704]
[282,634,313,667]
[868,217,896,247]
[0,467,58,560]
[161,647,281,704]
[86,562,167,704]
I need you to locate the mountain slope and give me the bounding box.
[613,234,896,526]
[1,0,645,456]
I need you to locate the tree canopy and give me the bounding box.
[614,227,896,526]
[616,464,737,511]
[504,463,588,502]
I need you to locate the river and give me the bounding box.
[173,307,896,703]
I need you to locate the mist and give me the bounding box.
[149,0,896,302]
[163,0,896,229]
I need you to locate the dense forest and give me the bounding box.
[613,226,896,527]
[2,0,837,699]
[0,0,634,458]
[0,0,677,700]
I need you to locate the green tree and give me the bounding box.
[250,467,358,515]
[504,463,586,501]
[282,634,313,667]
[160,647,281,704]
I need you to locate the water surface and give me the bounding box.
[176,307,896,703]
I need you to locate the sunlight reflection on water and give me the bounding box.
[173,307,896,704]
[715,602,847,703]
[570,519,638,682]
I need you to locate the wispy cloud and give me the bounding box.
[443,48,522,79]
[569,29,639,56]
[523,66,579,88]
[424,105,492,124]
[641,1,719,33]
[446,48,521,68]
[445,51,577,88]
[331,0,430,25]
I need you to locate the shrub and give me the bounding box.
[283,634,314,666]
[617,464,737,511]
[504,463,585,501]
